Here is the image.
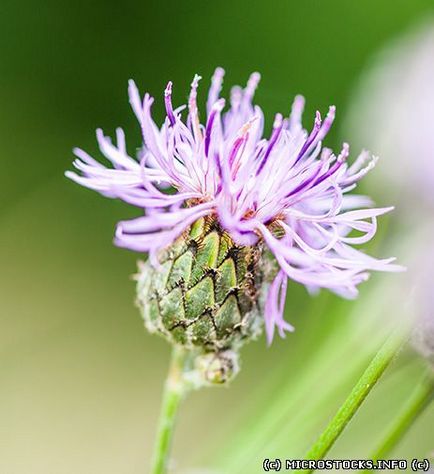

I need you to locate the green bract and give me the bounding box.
[136,216,268,355]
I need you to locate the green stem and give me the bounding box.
[151,346,188,474]
[365,372,434,467]
[302,329,406,473]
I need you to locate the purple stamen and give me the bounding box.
[243,72,261,104]
[256,114,283,175]
[294,111,322,164]
[204,98,225,157]
[228,136,245,168]
[164,81,176,127]
[312,143,349,187]
[294,106,335,165]
[207,67,225,114]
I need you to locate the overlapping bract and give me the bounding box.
[66,68,402,343]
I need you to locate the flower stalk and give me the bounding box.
[302,329,407,472]
[151,346,189,474]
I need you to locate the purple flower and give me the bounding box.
[66,68,403,343]
[347,21,434,210]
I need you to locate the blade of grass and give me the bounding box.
[301,328,407,473]
[363,371,434,469]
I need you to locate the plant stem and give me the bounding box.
[302,329,406,473]
[366,372,433,466]
[151,346,188,474]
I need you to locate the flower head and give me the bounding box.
[346,21,434,210]
[66,68,402,344]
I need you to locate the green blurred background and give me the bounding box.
[1,1,433,473]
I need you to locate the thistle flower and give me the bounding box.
[346,21,434,210]
[344,21,434,367]
[404,229,434,369]
[66,68,402,348]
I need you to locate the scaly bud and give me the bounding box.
[195,350,240,385]
[136,216,265,355]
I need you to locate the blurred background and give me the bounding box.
[1,1,434,473]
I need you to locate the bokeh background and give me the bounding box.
[1,1,434,473]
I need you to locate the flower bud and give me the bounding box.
[195,350,240,385]
[136,216,265,358]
